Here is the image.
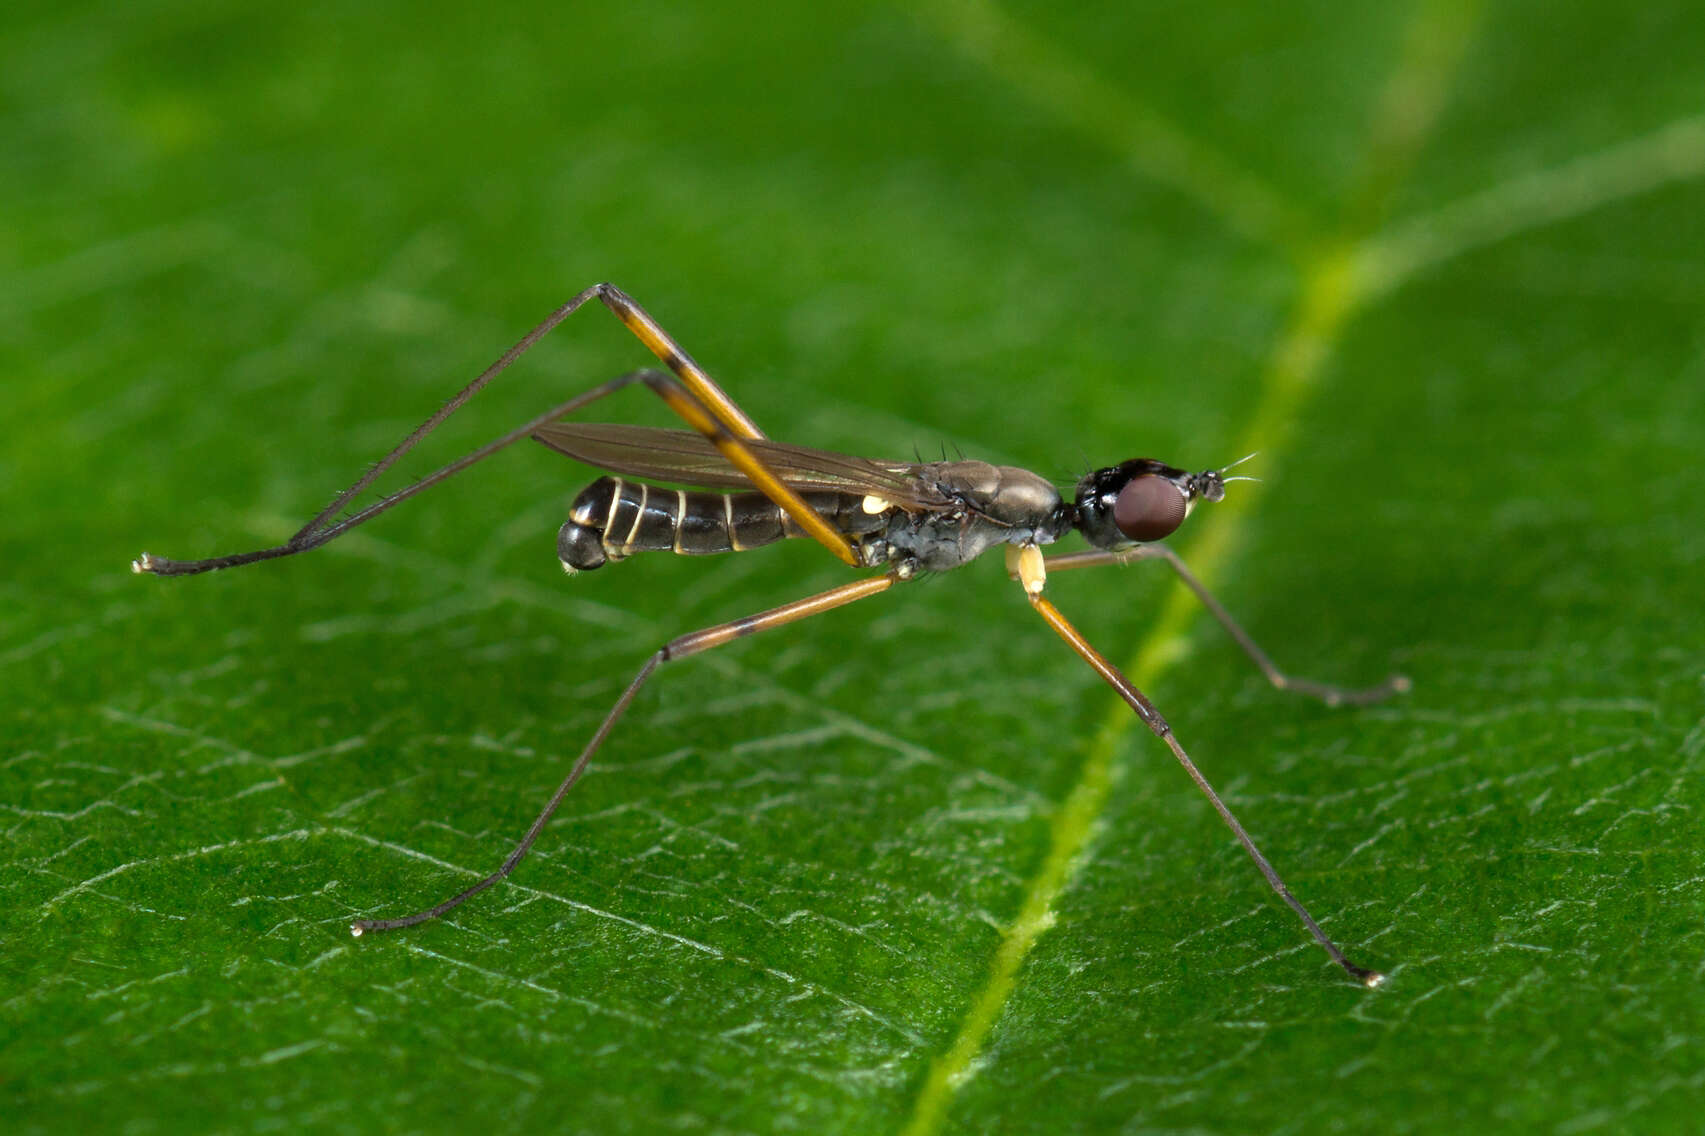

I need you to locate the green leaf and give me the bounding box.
[6,0,1702,1132]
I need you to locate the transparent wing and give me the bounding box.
[532,423,951,507]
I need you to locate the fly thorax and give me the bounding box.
[881,460,1067,572]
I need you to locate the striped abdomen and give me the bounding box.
[558,476,886,572]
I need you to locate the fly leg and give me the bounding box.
[1022,546,1408,705]
[134,284,860,577]
[352,569,902,935]
[1008,544,1385,986]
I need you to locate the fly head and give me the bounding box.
[1074,459,1227,549]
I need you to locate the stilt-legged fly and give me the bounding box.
[134,283,1408,985]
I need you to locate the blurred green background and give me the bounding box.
[5,0,1702,1132]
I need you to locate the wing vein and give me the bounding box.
[532,424,949,507]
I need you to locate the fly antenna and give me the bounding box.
[1220,451,1262,485]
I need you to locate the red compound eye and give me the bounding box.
[1113,475,1186,542]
